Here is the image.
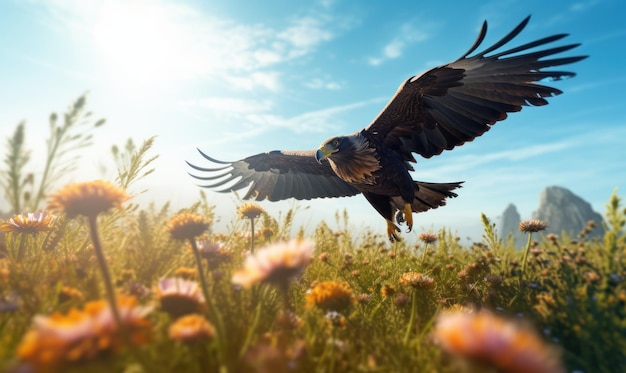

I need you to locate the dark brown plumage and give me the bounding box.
[187,16,587,241]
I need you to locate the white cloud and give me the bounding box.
[368,22,430,66]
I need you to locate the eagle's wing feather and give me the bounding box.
[187,148,360,201]
[364,16,587,160]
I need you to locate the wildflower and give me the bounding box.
[518,219,549,233]
[418,232,438,244]
[168,314,214,343]
[58,286,84,303]
[356,293,372,305]
[0,211,53,234]
[232,239,314,289]
[433,309,565,373]
[399,271,436,289]
[47,180,128,218]
[165,212,210,241]
[238,203,265,219]
[318,252,330,263]
[380,284,396,298]
[155,278,205,318]
[394,293,409,307]
[306,281,354,312]
[17,295,151,371]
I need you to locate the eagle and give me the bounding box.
[187,16,586,242]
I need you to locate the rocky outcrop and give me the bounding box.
[499,203,525,246]
[532,186,604,239]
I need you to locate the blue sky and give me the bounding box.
[1,0,625,242]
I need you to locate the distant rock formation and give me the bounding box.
[532,186,604,239]
[499,203,525,246]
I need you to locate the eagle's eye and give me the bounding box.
[333,139,340,147]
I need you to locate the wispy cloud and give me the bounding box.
[183,97,386,147]
[367,22,431,66]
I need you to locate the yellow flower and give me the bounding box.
[306,281,354,312]
[0,211,54,234]
[47,180,129,218]
[433,309,564,373]
[399,272,435,289]
[168,314,215,343]
[232,239,314,288]
[519,219,549,233]
[17,295,151,371]
[237,203,265,219]
[165,212,210,241]
[155,278,205,318]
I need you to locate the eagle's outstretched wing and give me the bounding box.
[187,149,360,201]
[364,16,587,161]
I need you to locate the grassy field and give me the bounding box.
[1,96,625,372]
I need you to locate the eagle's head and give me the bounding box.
[315,136,348,164]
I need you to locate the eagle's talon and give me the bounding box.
[387,220,401,242]
[403,203,413,232]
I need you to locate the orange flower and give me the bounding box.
[306,281,354,312]
[17,295,151,371]
[433,309,564,373]
[165,212,210,241]
[47,180,128,218]
[168,314,215,343]
[0,211,54,234]
[232,239,313,288]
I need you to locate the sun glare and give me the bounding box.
[91,2,199,87]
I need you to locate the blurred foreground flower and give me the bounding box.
[0,211,53,234]
[155,278,205,319]
[17,295,151,372]
[232,239,314,289]
[165,212,210,241]
[168,314,215,344]
[47,180,128,218]
[306,281,354,313]
[433,309,564,373]
[47,180,130,334]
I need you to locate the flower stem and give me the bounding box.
[249,217,255,253]
[520,232,533,276]
[403,290,418,345]
[15,233,27,261]
[87,215,123,327]
[189,239,226,363]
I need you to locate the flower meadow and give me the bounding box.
[1,96,625,372]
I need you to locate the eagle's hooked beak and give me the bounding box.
[315,143,338,164]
